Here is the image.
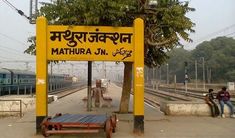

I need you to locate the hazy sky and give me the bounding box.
[185,0,235,49]
[0,0,235,70]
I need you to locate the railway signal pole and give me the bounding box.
[184,62,188,95]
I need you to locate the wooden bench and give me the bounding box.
[82,87,112,107]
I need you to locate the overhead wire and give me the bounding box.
[0,45,35,61]
[0,33,28,47]
[193,24,235,43]
[185,24,235,47]
[0,0,35,60]
[2,0,31,20]
[0,1,34,59]
[0,50,32,60]
[0,54,33,61]
[225,31,235,37]
[0,54,16,60]
[0,32,34,59]
[2,0,15,9]
[0,42,34,56]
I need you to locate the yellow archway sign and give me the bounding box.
[36,16,144,133]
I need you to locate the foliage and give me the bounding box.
[24,36,36,55]
[24,0,195,113]
[143,0,195,67]
[25,0,195,67]
[166,36,235,82]
[167,47,191,82]
[39,0,136,26]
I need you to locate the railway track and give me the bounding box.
[159,87,205,99]
[115,82,190,108]
[158,86,235,104]
[115,82,190,106]
[145,88,191,101]
[144,97,160,108]
[114,82,235,107]
[143,88,193,108]
[50,83,87,99]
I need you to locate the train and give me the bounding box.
[0,68,73,96]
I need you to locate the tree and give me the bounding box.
[167,48,191,82]
[167,36,235,83]
[191,36,235,82]
[143,0,195,67]
[25,0,195,113]
[24,36,36,55]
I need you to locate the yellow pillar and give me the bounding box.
[133,18,144,134]
[36,16,48,133]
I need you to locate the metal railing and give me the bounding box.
[0,99,22,117]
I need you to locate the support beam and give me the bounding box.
[133,18,144,134]
[36,17,48,133]
[87,61,92,111]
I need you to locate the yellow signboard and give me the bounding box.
[36,16,144,133]
[47,26,134,61]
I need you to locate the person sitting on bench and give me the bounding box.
[205,89,220,117]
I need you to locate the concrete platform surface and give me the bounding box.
[0,83,234,138]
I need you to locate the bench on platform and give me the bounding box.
[82,97,112,108]
[160,101,232,116]
[82,87,112,108]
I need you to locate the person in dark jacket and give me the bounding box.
[205,89,220,117]
[216,87,235,118]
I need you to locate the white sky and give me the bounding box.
[184,0,235,49]
[0,0,235,72]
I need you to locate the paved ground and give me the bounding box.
[0,83,234,138]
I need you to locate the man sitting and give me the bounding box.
[216,86,235,118]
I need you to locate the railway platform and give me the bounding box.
[0,83,234,138]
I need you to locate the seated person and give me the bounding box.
[216,86,235,118]
[205,89,220,117]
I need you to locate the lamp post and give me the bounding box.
[133,0,158,133]
[145,0,158,84]
[148,0,158,8]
